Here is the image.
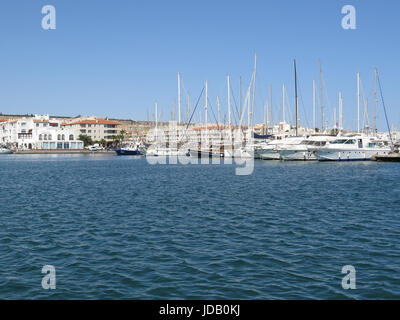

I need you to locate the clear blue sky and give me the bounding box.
[0,0,399,131]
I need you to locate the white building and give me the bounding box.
[0,115,83,150]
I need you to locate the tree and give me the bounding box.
[330,128,339,136]
[78,134,93,147]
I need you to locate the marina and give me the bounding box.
[2,0,400,306]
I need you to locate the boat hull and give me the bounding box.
[259,151,281,160]
[315,149,391,161]
[278,149,317,161]
[0,149,13,154]
[189,150,224,158]
[115,149,142,156]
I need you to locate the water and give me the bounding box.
[1,154,400,299]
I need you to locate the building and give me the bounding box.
[61,116,121,143]
[0,115,83,150]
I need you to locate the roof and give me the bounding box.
[63,118,121,126]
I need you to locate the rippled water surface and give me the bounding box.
[1,154,400,299]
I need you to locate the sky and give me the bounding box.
[0,0,399,131]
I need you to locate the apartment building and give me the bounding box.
[61,116,121,142]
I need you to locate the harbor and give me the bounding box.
[2,0,400,307]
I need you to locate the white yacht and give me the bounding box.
[313,135,391,161]
[277,135,336,161]
[257,136,305,160]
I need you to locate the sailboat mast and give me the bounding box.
[339,92,343,131]
[270,85,273,131]
[205,80,208,146]
[374,68,377,135]
[178,72,181,124]
[313,80,316,133]
[357,72,360,133]
[282,84,285,123]
[251,54,257,129]
[264,98,268,135]
[217,96,221,125]
[239,76,242,118]
[155,100,158,141]
[294,59,298,136]
[319,60,324,131]
[227,76,231,130]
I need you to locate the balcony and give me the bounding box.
[18,133,32,139]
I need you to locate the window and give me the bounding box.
[39,134,43,141]
[69,134,74,141]
[58,134,61,140]
[332,139,348,144]
[48,134,52,140]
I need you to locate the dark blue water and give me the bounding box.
[1,154,400,299]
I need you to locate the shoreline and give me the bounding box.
[11,150,116,155]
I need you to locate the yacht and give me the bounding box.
[277,135,337,161]
[313,135,391,161]
[257,136,305,160]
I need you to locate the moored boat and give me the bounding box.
[0,147,13,154]
[115,145,142,156]
[313,135,391,161]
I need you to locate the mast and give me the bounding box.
[270,85,273,131]
[339,92,343,132]
[294,59,298,136]
[374,68,377,135]
[264,98,268,135]
[319,60,324,131]
[251,53,257,129]
[155,100,158,141]
[217,96,221,125]
[313,80,316,133]
[239,76,242,119]
[205,80,208,146]
[187,93,191,124]
[357,72,360,133]
[227,76,231,130]
[178,72,181,124]
[282,84,285,123]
